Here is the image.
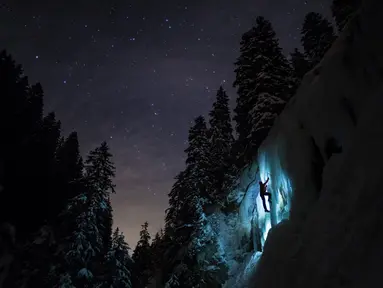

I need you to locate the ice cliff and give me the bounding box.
[210,0,383,287]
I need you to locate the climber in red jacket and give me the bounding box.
[259,177,271,213]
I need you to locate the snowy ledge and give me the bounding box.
[249,0,383,287]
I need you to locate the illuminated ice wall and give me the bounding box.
[258,145,293,227]
[213,143,294,287]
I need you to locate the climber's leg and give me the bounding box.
[261,195,270,212]
[264,192,272,203]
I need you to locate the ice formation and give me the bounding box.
[206,1,383,287]
[249,1,383,287]
[209,150,294,287]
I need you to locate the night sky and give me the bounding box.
[1,0,331,246]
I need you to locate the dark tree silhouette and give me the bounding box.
[0,51,131,288]
[301,12,336,67]
[132,222,152,288]
[208,86,235,204]
[331,0,361,31]
[233,16,294,166]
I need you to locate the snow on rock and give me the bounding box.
[248,0,383,287]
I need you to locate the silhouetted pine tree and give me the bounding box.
[0,49,34,241]
[289,47,311,96]
[184,116,211,202]
[132,222,152,288]
[26,83,44,130]
[0,51,124,288]
[49,142,116,287]
[62,192,103,287]
[234,16,294,165]
[85,141,116,196]
[162,117,215,287]
[16,224,58,288]
[331,0,360,31]
[104,228,132,288]
[162,170,191,285]
[164,197,226,288]
[150,229,165,270]
[55,131,84,201]
[188,200,228,287]
[301,12,336,67]
[54,131,85,248]
[84,141,116,282]
[150,231,161,265]
[165,170,189,233]
[176,116,211,248]
[208,86,235,204]
[39,112,62,223]
[290,48,311,81]
[84,142,115,243]
[0,51,72,288]
[146,229,167,286]
[232,27,256,165]
[0,50,49,239]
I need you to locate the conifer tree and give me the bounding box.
[105,228,132,288]
[0,51,63,241]
[184,116,211,202]
[301,12,336,67]
[163,170,191,285]
[289,48,311,95]
[0,51,77,288]
[290,48,311,81]
[132,222,152,288]
[208,86,235,203]
[56,131,84,199]
[165,170,189,233]
[188,200,228,287]
[0,52,124,288]
[233,27,257,156]
[50,142,116,287]
[162,117,215,287]
[84,141,116,281]
[58,192,103,287]
[164,199,227,288]
[331,0,360,31]
[85,141,116,196]
[149,229,167,285]
[26,83,44,131]
[38,112,63,223]
[150,230,162,269]
[84,141,115,247]
[233,16,294,164]
[0,50,43,236]
[175,116,211,251]
[55,131,85,239]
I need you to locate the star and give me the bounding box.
[3,0,334,249]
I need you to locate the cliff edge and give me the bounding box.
[249,0,383,287]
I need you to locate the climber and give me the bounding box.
[259,177,271,213]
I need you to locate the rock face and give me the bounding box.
[0,223,15,288]
[249,0,383,287]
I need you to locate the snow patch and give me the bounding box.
[77,267,93,279]
[249,1,383,287]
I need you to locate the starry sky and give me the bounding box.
[1,0,331,247]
